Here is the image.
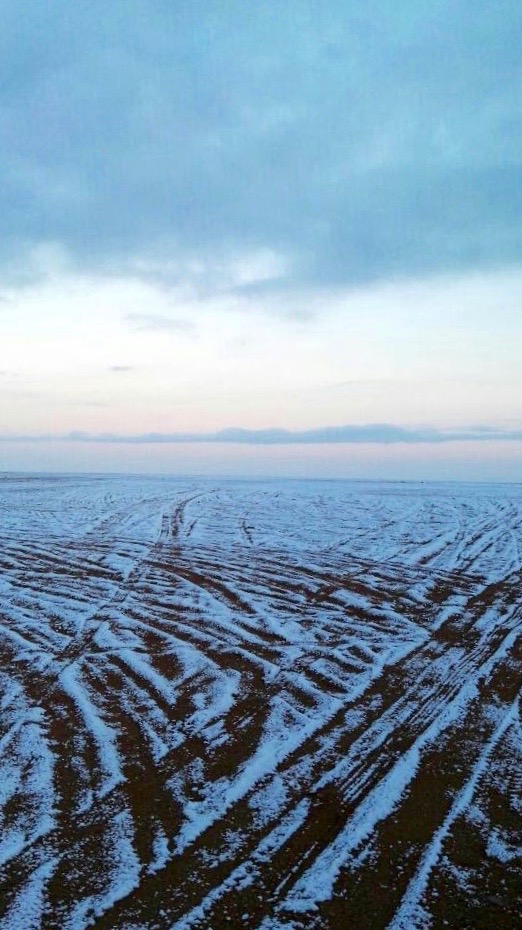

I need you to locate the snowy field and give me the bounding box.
[0,473,520,929]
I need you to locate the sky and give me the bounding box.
[1,0,521,480]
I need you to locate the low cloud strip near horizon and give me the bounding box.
[3,424,522,446]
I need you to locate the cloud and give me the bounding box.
[125,249,290,297]
[0,1,520,288]
[124,313,194,333]
[2,424,522,445]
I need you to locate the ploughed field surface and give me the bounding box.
[0,474,521,930]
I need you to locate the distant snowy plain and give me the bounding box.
[0,474,520,929]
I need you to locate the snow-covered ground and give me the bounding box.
[0,475,520,929]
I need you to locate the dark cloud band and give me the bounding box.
[2,424,522,445]
[1,1,520,287]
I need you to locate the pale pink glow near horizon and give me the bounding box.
[1,261,521,481]
[1,439,521,482]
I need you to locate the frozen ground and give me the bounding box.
[0,474,520,929]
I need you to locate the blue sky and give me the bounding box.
[1,1,521,478]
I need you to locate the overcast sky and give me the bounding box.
[1,1,521,479]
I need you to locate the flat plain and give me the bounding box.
[0,474,520,930]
